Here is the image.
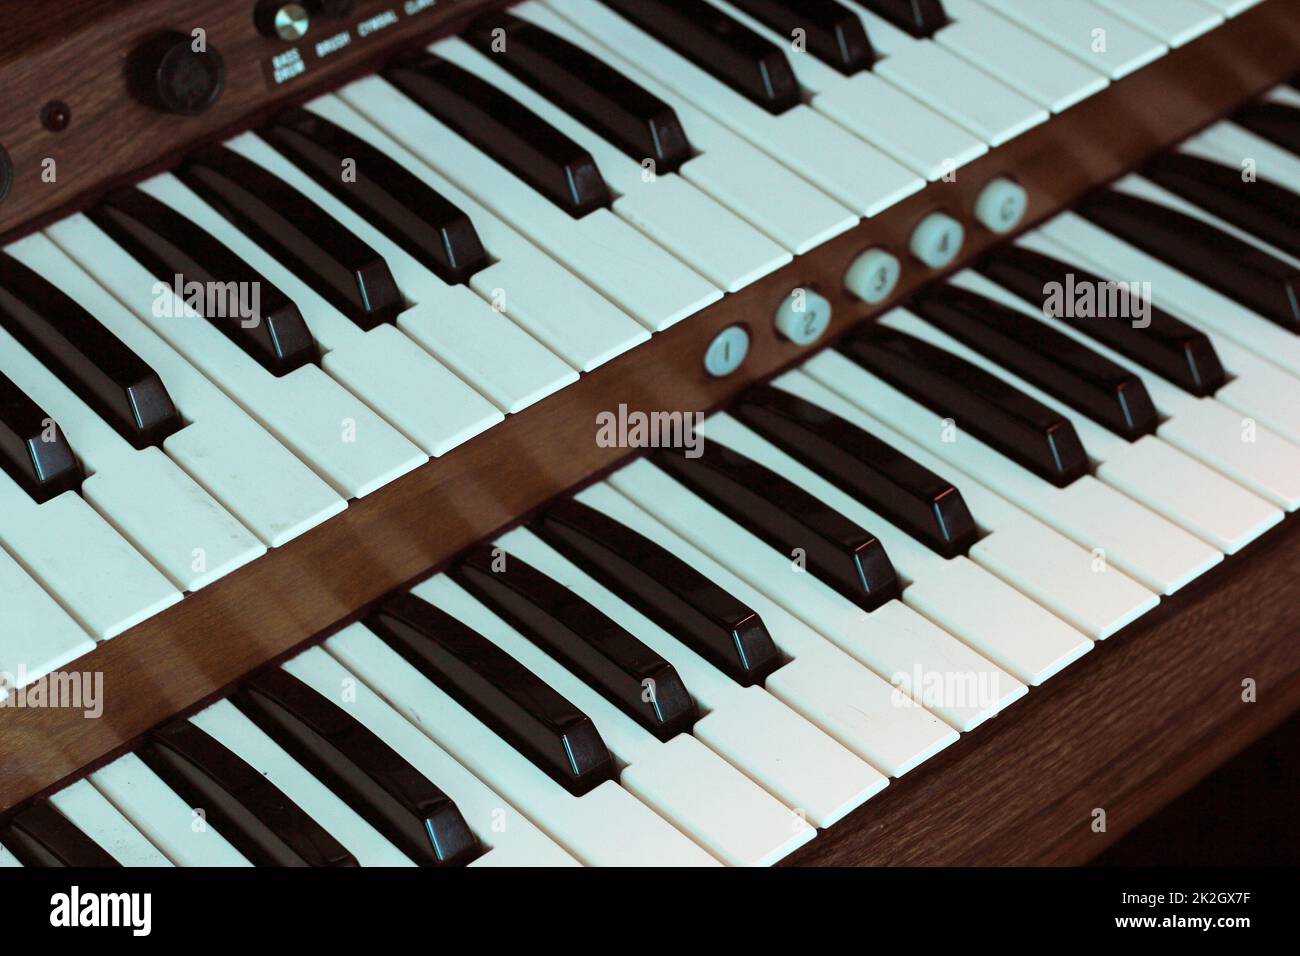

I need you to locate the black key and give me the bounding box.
[732,383,978,557]
[0,251,181,449]
[855,0,948,38]
[653,442,900,611]
[600,0,801,114]
[977,245,1227,397]
[729,0,875,74]
[89,188,318,376]
[0,801,119,867]
[139,719,357,867]
[180,145,403,331]
[453,544,698,741]
[531,498,783,686]
[369,592,614,797]
[1077,188,1300,334]
[383,52,611,218]
[1233,101,1300,157]
[0,372,81,503]
[1143,151,1300,262]
[910,284,1159,440]
[839,326,1090,487]
[463,13,694,172]
[234,668,480,865]
[261,107,489,283]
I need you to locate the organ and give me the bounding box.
[0,0,1297,867]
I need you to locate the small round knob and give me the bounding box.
[774,288,833,346]
[844,248,901,305]
[909,212,965,270]
[257,2,311,41]
[133,31,225,115]
[704,325,751,378]
[975,177,1029,235]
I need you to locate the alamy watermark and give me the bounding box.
[1042,273,1152,329]
[0,667,103,718]
[152,275,261,328]
[596,404,704,458]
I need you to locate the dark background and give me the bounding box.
[1092,710,1300,866]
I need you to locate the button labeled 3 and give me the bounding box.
[844,249,902,304]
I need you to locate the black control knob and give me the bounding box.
[131,31,225,115]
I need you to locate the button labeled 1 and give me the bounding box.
[704,325,751,378]
[910,212,965,270]
[774,288,833,346]
[844,249,902,305]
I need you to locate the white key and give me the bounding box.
[803,347,1220,596]
[13,233,346,547]
[47,215,427,499]
[224,137,575,413]
[303,96,651,369]
[490,530,890,818]
[965,237,1300,512]
[90,754,251,866]
[335,82,721,332]
[415,574,823,859]
[1158,399,1300,510]
[1265,84,1300,110]
[981,0,1168,79]
[48,779,172,866]
[435,37,791,292]
[1197,0,1262,14]
[707,0,986,178]
[140,174,503,458]
[544,0,925,215]
[937,0,1109,112]
[189,699,413,866]
[516,1,858,253]
[841,0,1048,144]
[606,459,1025,731]
[0,476,179,641]
[325,622,719,866]
[0,543,95,699]
[575,482,959,772]
[0,326,264,593]
[1037,211,1300,376]
[945,270,1285,551]
[1210,340,1300,444]
[1089,0,1223,47]
[0,841,20,866]
[1101,436,1282,552]
[743,364,1158,640]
